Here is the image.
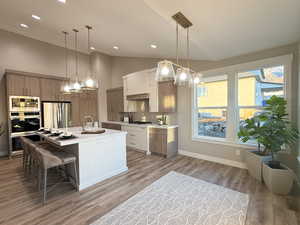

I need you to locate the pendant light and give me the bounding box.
[156,12,203,87]
[81,25,98,91]
[69,29,82,93]
[61,31,72,94]
[155,60,175,81]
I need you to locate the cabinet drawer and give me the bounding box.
[102,123,122,130]
[123,126,147,150]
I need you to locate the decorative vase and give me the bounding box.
[245,150,271,182]
[262,162,294,195]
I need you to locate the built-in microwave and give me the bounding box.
[9,96,40,112]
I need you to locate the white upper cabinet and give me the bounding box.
[123,69,158,112]
[124,70,151,95]
[122,68,177,113]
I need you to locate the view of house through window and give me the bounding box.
[238,65,284,123]
[193,64,286,143]
[195,75,228,138]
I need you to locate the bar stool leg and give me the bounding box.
[38,166,42,191]
[43,168,47,204]
[73,162,78,191]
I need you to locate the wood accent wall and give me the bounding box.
[5,69,99,127]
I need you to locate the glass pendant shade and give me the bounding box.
[174,67,192,86]
[69,79,82,93]
[193,73,203,85]
[155,60,175,81]
[81,77,98,91]
[62,83,72,94]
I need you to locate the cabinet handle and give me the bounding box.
[130,142,136,145]
[130,134,136,137]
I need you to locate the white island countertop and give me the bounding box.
[36,127,127,146]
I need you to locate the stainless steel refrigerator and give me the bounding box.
[41,101,71,129]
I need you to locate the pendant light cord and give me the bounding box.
[63,31,68,81]
[73,29,79,82]
[187,27,190,69]
[176,22,179,65]
[86,26,93,79]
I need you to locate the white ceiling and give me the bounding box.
[0,0,299,60]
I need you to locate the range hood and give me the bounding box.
[126,93,149,101]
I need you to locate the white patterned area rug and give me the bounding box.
[91,171,249,225]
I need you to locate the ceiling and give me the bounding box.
[0,0,299,60]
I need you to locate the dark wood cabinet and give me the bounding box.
[6,73,41,97]
[40,78,63,101]
[101,122,122,130]
[158,81,177,113]
[79,91,98,122]
[106,87,124,121]
[149,127,178,158]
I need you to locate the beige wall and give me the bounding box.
[0,29,112,156]
[91,52,113,122]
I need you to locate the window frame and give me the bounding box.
[191,54,292,147]
[192,74,229,140]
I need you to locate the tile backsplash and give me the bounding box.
[120,112,177,125]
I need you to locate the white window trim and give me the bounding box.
[191,54,293,147]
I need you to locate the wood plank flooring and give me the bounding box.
[0,149,299,225]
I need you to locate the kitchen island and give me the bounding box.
[37,127,128,191]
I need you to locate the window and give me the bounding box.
[194,75,228,139]
[192,55,291,146]
[238,65,285,143]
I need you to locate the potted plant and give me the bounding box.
[258,96,298,194]
[238,114,271,182]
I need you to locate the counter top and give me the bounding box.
[102,121,179,129]
[36,127,127,146]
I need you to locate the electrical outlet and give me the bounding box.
[235,150,240,156]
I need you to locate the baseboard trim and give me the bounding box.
[178,150,247,169]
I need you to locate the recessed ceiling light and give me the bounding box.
[20,23,29,28]
[90,46,95,50]
[113,46,119,50]
[150,44,157,49]
[58,0,66,3]
[32,15,41,20]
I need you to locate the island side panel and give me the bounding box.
[77,134,128,190]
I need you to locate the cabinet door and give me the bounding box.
[102,123,121,130]
[6,74,25,96]
[106,91,114,121]
[40,78,62,101]
[125,72,149,95]
[25,76,40,97]
[70,94,81,127]
[40,78,54,101]
[149,132,163,154]
[158,81,177,113]
[79,91,98,122]
[107,88,123,121]
[52,79,63,101]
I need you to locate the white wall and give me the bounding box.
[0,29,112,156]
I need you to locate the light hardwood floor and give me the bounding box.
[0,149,299,225]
